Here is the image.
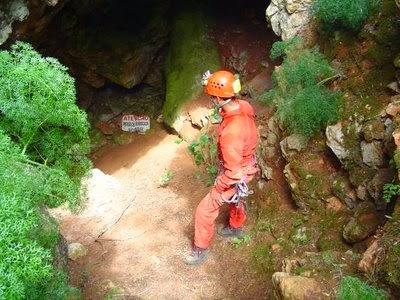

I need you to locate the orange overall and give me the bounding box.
[194,99,258,249]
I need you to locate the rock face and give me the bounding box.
[0,0,29,44]
[326,110,396,208]
[266,0,316,43]
[280,134,307,160]
[0,0,65,45]
[343,202,383,244]
[272,272,325,300]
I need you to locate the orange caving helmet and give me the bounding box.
[204,70,241,98]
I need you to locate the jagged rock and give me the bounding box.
[258,155,274,180]
[266,0,315,43]
[283,163,327,210]
[325,196,346,212]
[386,96,400,117]
[367,168,395,208]
[272,272,325,300]
[326,123,350,163]
[280,134,307,160]
[264,146,277,159]
[343,202,383,244]
[361,141,384,168]
[362,119,385,142]
[387,81,400,94]
[178,120,200,142]
[359,240,383,273]
[356,185,369,201]
[68,242,88,261]
[267,132,279,145]
[188,107,210,128]
[332,177,357,209]
[259,125,269,139]
[268,116,280,136]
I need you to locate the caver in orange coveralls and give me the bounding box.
[188,70,258,262]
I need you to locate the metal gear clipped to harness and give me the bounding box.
[224,179,253,207]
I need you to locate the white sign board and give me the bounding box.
[121,115,150,133]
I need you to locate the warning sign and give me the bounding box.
[121,115,150,133]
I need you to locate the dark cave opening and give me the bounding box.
[24,0,276,147]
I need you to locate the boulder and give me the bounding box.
[272,272,325,300]
[280,134,307,160]
[358,240,383,273]
[367,168,395,208]
[360,141,384,169]
[68,242,88,261]
[188,107,210,128]
[326,123,350,163]
[361,119,385,142]
[266,0,316,44]
[325,196,346,212]
[343,202,383,244]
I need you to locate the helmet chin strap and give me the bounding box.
[212,96,232,109]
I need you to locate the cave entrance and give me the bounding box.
[34,0,276,148]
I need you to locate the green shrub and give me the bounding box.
[314,0,380,31]
[261,39,341,138]
[0,42,90,298]
[338,276,388,300]
[188,133,218,185]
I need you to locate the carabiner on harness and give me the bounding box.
[224,180,253,207]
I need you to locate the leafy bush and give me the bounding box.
[0,42,91,208]
[383,183,400,202]
[313,0,380,31]
[0,42,90,298]
[261,39,341,138]
[189,133,218,185]
[338,276,388,300]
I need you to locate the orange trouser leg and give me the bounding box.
[194,189,222,249]
[229,202,246,229]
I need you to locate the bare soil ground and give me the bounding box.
[54,123,269,299]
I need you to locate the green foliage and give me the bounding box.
[261,39,341,138]
[314,0,380,31]
[383,183,400,203]
[163,1,220,125]
[188,133,218,185]
[159,169,174,187]
[232,235,251,249]
[270,37,301,60]
[0,41,91,208]
[338,276,388,300]
[0,42,90,298]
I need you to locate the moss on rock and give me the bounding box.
[163,1,220,126]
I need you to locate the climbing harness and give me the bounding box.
[224,179,253,207]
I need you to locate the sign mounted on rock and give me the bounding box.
[121,115,150,133]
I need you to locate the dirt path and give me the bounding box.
[52,124,267,299]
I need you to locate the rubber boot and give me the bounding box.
[184,246,209,265]
[218,225,245,238]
